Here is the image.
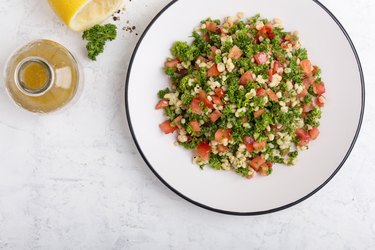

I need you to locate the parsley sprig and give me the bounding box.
[82,24,117,61]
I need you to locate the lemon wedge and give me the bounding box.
[48,0,123,32]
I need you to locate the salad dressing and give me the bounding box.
[4,39,80,113]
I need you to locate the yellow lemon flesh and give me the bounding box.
[48,0,123,32]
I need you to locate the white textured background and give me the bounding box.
[0,0,373,249]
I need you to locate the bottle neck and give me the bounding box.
[14,56,54,96]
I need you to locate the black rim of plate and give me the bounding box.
[125,0,365,216]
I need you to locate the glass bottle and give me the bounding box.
[4,39,81,113]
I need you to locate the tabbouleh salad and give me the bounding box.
[155,13,326,179]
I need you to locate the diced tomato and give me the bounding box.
[243,135,255,145]
[285,34,292,41]
[159,120,177,134]
[199,91,214,109]
[312,65,320,75]
[300,59,312,76]
[307,76,316,85]
[209,110,222,122]
[273,61,283,75]
[297,89,308,99]
[254,52,268,64]
[265,23,273,29]
[164,58,179,69]
[313,82,326,95]
[266,89,278,101]
[256,88,266,97]
[239,71,253,85]
[207,64,221,77]
[254,109,265,118]
[259,25,271,35]
[259,24,274,40]
[266,162,273,167]
[296,86,308,99]
[303,103,313,113]
[173,115,183,129]
[196,56,208,63]
[189,120,201,132]
[155,99,169,109]
[210,46,218,54]
[243,135,255,152]
[309,127,320,140]
[228,45,243,59]
[296,128,309,139]
[196,142,211,161]
[219,22,230,34]
[217,145,229,153]
[212,96,223,106]
[259,164,270,176]
[268,69,273,82]
[295,128,310,146]
[315,96,325,107]
[249,156,266,171]
[246,144,254,153]
[214,87,225,98]
[190,98,203,115]
[206,21,217,33]
[303,76,315,86]
[253,140,266,151]
[215,129,230,142]
[203,33,210,42]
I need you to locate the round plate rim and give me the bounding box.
[125,0,366,216]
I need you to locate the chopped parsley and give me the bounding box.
[82,24,117,61]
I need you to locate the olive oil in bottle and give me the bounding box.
[4,39,81,113]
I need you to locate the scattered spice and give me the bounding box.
[122,21,137,34]
[110,7,138,36]
[112,8,126,21]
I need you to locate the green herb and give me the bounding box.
[296,48,308,60]
[164,107,177,120]
[157,88,170,99]
[82,24,117,61]
[171,41,199,62]
[209,155,223,170]
[304,107,322,127]
[236,167,250,177]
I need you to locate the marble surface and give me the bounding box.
[0,0,374,249]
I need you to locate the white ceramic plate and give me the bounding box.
[126,0,364,215]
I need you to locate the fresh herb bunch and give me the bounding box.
[82,24,117,61]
